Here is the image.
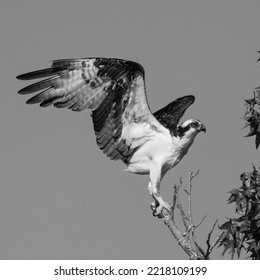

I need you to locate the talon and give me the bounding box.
[157,212,164,219]
[150,201,158,212]
[150,201,171,218]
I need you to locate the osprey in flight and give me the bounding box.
[17,58,206,217]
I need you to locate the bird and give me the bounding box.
[16,57,206,217]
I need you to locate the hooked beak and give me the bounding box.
[199,124,206,133]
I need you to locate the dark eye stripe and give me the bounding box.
[191,122,199,128]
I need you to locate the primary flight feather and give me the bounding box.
[17,57,206,217]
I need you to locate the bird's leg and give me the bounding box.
[148,167,171,217]
[150,190,171,217]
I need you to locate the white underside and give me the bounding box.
[123,125,198,216]
[125,128,193,177]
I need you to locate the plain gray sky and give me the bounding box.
[1,0,260,259]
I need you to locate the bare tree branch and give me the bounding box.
[176,192,189,231]
[157,170,219,260]
[159,171,206,259]
[188,171,199,227]
[172,178,182,217]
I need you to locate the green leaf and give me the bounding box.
[255,89,260,104]
[253,213,260,220]
[219,221,232,231]
[245,124,258,137]
[253,204,260,220]
[227,193,238,204]
[256,219,260,228]
[244,188,256,197]
[228,189,240,195]
[244,98,256,107]
[224,241,235,259]
[257,189,260,198]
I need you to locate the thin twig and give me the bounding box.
[205,219,220,258]
[206,219,218,248]
[187,170,202,257]
[193,237,207,258]
[177,192,189,231]
[188,170,200,226]
[192,216,207,258]
[194,215,207,230]
[188,172,193,225]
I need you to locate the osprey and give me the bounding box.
[17,58,206,217]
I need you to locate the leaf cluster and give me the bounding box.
[243,53,260,148]
[219,166,260,259]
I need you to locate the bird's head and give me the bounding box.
[177,119,206,139]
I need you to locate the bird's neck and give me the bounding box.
[175,131,198,152]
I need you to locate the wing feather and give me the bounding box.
[16,66,68,80]
[153,95,195,136]
[17,57,191,164]
[26,87,54,104]
[18,76,60,94]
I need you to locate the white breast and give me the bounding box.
[125,128,184,175]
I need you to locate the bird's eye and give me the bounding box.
[191,122,199,128]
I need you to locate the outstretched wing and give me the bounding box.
[17,58,143,111]
[153,95,195,136]
[17,58,167,163]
